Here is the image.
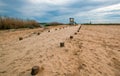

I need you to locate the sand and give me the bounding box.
[0,25,120,76]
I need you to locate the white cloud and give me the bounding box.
[88,3,120,23]
[19,0,80,17]
[89,0,108,2]
[60,3,120,23]
[92,3,120,12]
[28,0,78,6]
[14,0,120,23]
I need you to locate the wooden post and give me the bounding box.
[60,42,64,47]
[48,30,50,32]
[74,32,77,35]
[31,66,40,75]
[70,36,73,39]
[19,37,23,40]
[37,32,40,35]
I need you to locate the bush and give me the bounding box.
[0,16,40,30]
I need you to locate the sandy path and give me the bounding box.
[0,25,120,76]
[0,25,79,76]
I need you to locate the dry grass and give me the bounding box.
[0,16,40,29]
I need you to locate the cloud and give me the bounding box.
[0,0,120,23]
[89,0,108,2]
[87,3,120,23]
[92,3,120,12]
[51,3,120,23]
[17,0,81,20]
[28,0,79,6]
[84,3,120,19]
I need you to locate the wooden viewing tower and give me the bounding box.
[69,18,77,25]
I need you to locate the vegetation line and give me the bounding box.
[0,16,40,30]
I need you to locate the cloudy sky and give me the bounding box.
[0,0,120,23]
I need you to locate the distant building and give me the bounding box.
[69,18,77,25]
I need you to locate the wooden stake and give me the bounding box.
[74,32,77,35]
[70,36,73,39]
[19,37,23,40]
[60,42,64,47]
[31,66,40,75]
[48,30,50,32]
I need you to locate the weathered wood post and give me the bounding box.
[74,32,77,35]
[55,28,57,30]
[37,32,40,35]
[60,42,64,47]
[48,30,50,32]
[19,37,23,40]
[31,66,40,75]
[70,36,73,39]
